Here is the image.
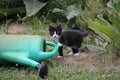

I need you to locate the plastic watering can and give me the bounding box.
[0,35,59,78]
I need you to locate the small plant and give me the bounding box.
[88,0,120,56]
[76,0,105,29]
[26,16,51,35]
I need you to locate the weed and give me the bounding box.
[26,16,51,35]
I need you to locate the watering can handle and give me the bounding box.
[45,41,58,54]
[39,41,59,59]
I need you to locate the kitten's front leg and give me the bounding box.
[57,42,63,58]
[71,46,80,56]
[74,48,82,56]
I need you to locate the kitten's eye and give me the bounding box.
[49,28,54,35]
[57,31,61,35]
[50,31,54,35]
[56,27,62,35]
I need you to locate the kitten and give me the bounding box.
[49,25,88,58]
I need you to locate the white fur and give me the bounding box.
[68,51,74,56]
[57,55,63,58]
[58,42,63,47]
[74,52,80,56]
[52,31,59,43]
[52,31,59,38]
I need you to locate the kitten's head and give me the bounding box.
[49,25,62,38]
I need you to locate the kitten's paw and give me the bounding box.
[74,53,80,56]
[68,52,74,56]
[58,42,63,47]
[57,55,63,59]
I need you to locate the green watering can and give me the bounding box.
[0,35,58,78]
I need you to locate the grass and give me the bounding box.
[0,58,120,80]
[0,20,120,80]
[26,16,51,35]
[46,59,120,80]
[0,66,39,80]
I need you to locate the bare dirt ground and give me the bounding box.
[1,24,120,73]
[53,53,98,70]
[0,24,30,34]
[64,53,98,71]
[54,52,120,73]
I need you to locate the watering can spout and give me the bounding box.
[38,41,59,60]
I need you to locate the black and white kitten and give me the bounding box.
[49,25,88,58]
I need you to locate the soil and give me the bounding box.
[54,52,120,73]
[53,52,99,71]
[1,24,120,73]
[0,24,30,34]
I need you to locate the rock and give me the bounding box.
[86,45,102,52]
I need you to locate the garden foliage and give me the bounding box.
[88,0,120,50]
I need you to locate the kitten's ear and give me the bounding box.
[57,24,62,31]
[57,25,62,30]
[49,25,53,30]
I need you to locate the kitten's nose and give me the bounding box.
[55,36,58,38]
[53,36,58,38]
[53,35,59,38]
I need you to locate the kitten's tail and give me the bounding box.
[82,31,89,37]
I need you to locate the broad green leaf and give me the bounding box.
[23,0,47,16]
[88,0,120,49]
[88,19,111,42]
[0,8,24,17]
[109,13,120,33]
[88,19,119,42]
[65,4,80,20]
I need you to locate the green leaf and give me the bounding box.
[88,0,120,49]
[109,13,120,32]
[88,19,111,42]
[0,8,24,18]
[23,0,47,16]
[88,19,119,42]
[52,8,64,13]
[65,4,80,20]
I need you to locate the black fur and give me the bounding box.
[49,25,62,37]
[49,25,88,57]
